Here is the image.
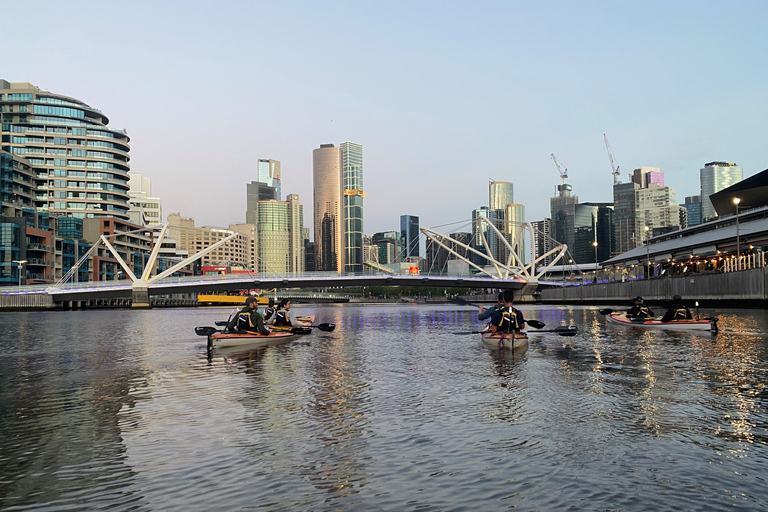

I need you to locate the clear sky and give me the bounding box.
[4,1,767,236]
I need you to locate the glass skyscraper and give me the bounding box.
[700,162,743,221]
[313,144,342,272]
[257,159,281,200]
[341,142,364,273]
[400,215,420,259]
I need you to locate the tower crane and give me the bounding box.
[550,153,568,186]
[603,134,620,185]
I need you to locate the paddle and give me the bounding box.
[452,325,578,336]
[271,323,336,333]
[598,308,614,315]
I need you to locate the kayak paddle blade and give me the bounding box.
[317,323,336,332]
[527,319,545,329]
[195,326,218,337]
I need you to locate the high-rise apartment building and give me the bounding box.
[489,181,514,263]
[341,142,364,273]
[313,144,342,272]
[400,214,420,259]
[127,173,162,228]
[700,162,743,221]
[550,182,578,250]
[471,207,496,266]
[0,80,131,220]
[505,204,526,264]
[531,218,553,266]
[251,195,304,273]
[613,181,639,253]
[635,183,679,241]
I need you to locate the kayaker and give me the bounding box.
[273,299,298,327]
[263,298,276,323]
[478,292,505,322]
[626,296,654,319]
[661,295,693,322]
[490,289,526,334]
[225,296,270,334]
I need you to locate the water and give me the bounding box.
[1,304,767,511]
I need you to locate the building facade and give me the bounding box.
[313,144,342,272]
[1,80,131,220]
[168,213,253,270]
[256,159,281,200]
[635,183,679,241]
[612,181,639,254]
[555,203,614,264]
[700,162,743,221]
[127,173,162,228]
[400,214,420,259]
[683,195,702,227]
[341,142,364,273]
[531,218,553,266]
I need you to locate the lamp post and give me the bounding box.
[592,241,598,283]
[734,197,741,271]
[13,260,28,287]
[644,226,650,279]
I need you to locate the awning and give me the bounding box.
[654,253,673,262]
[692,245,717,256]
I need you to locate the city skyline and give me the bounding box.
[3,2,767,235]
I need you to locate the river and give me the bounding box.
[1,304,767,511]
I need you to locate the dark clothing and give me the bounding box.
[478,303,502,321]
[263,307,275,321]
[491,306,526,333]
[627,304,655,318]
[225,306,270,334]
[661,304,693,323]
[273,308,291,327]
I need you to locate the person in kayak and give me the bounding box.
[490,289,526,334]
[478,291,505,322]
[225,296,271,334]
[661,295,693,322]
[626,296,654,319]
[273,299,298,327]
[263,298,277,324]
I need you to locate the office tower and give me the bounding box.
[700,162,743,221]
[449,232,472,260]
[632,167,664,188]
[341,142,364,273]
[613,181,639,253]
[246,181,277,224]
[425,236,450,273]
[504,204,526,264]
[252,195,304,273]
[257,159,281,200]
[489,181,514,262]
[682,195,702,227]
[313,144,342,272]
[471,207,497,266]
[1,80,131,220]
[635,183,679,241]
[373,231,400,264]
[550,182,578,249]
[400,215,420,259]
[554,203,614,264]
[127,173,163,228]
[531,218,553,266]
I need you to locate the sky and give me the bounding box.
[4,0,767,237]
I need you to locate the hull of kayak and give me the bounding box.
[481,332,529,350]
[606,313,715,331]
[211,330,296,348]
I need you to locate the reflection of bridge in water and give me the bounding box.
[2,218,568,309]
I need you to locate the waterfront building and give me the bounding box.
[127,173,162,228]
[83,217,151,281]
[400,215,420,259]
[341,142,364,273]
[0,206,53,286]
[313,144,342,272]
[554,203,614,264]
[168,212,253,270]
[700,162,743,221]
[0,80,131,220]
[531,218,553,266]
[0,150,37,211]
[682,195,702,227]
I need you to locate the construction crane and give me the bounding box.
[603,134,620,185]
[550,153,568,186]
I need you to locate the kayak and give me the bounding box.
[481,331,529,350]
[210,330,297,348]
[606,313,717,332]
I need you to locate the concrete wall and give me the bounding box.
[540,267,767,304]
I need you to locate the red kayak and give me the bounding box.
[606,313,717,332]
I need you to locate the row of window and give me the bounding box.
[33,105,86,119]
[49,191,118,200]
[1,93,33,101]
[49,202,122,211]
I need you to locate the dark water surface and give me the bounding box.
[1,304,767,511]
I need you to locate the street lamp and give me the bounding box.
[734,197,741,271]
[592,241,598,282]
[644,226,651,278]
[13,260,28,287]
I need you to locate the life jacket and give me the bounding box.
[636,305,653,318]
[671,307,690,320]
[264,307,275,321]
[274,309,289,326]
[236,310,257,331]
[496,306,522,333]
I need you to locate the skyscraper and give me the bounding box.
[1,80,131,220]
[700,162,743,221]
[313,144,342,272]
[257,159,281,200]
[550,183,578,250]
[341,142,364,273]
[613,181,639,253]
[682,195,702,227]
[504,203,526,264]
[246,181,277,224]
[489,181,514,263]
[400,215,420,259]
[253,195,304,273]
[471,207,497,266]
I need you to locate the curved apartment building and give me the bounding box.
[0,80,131,220]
